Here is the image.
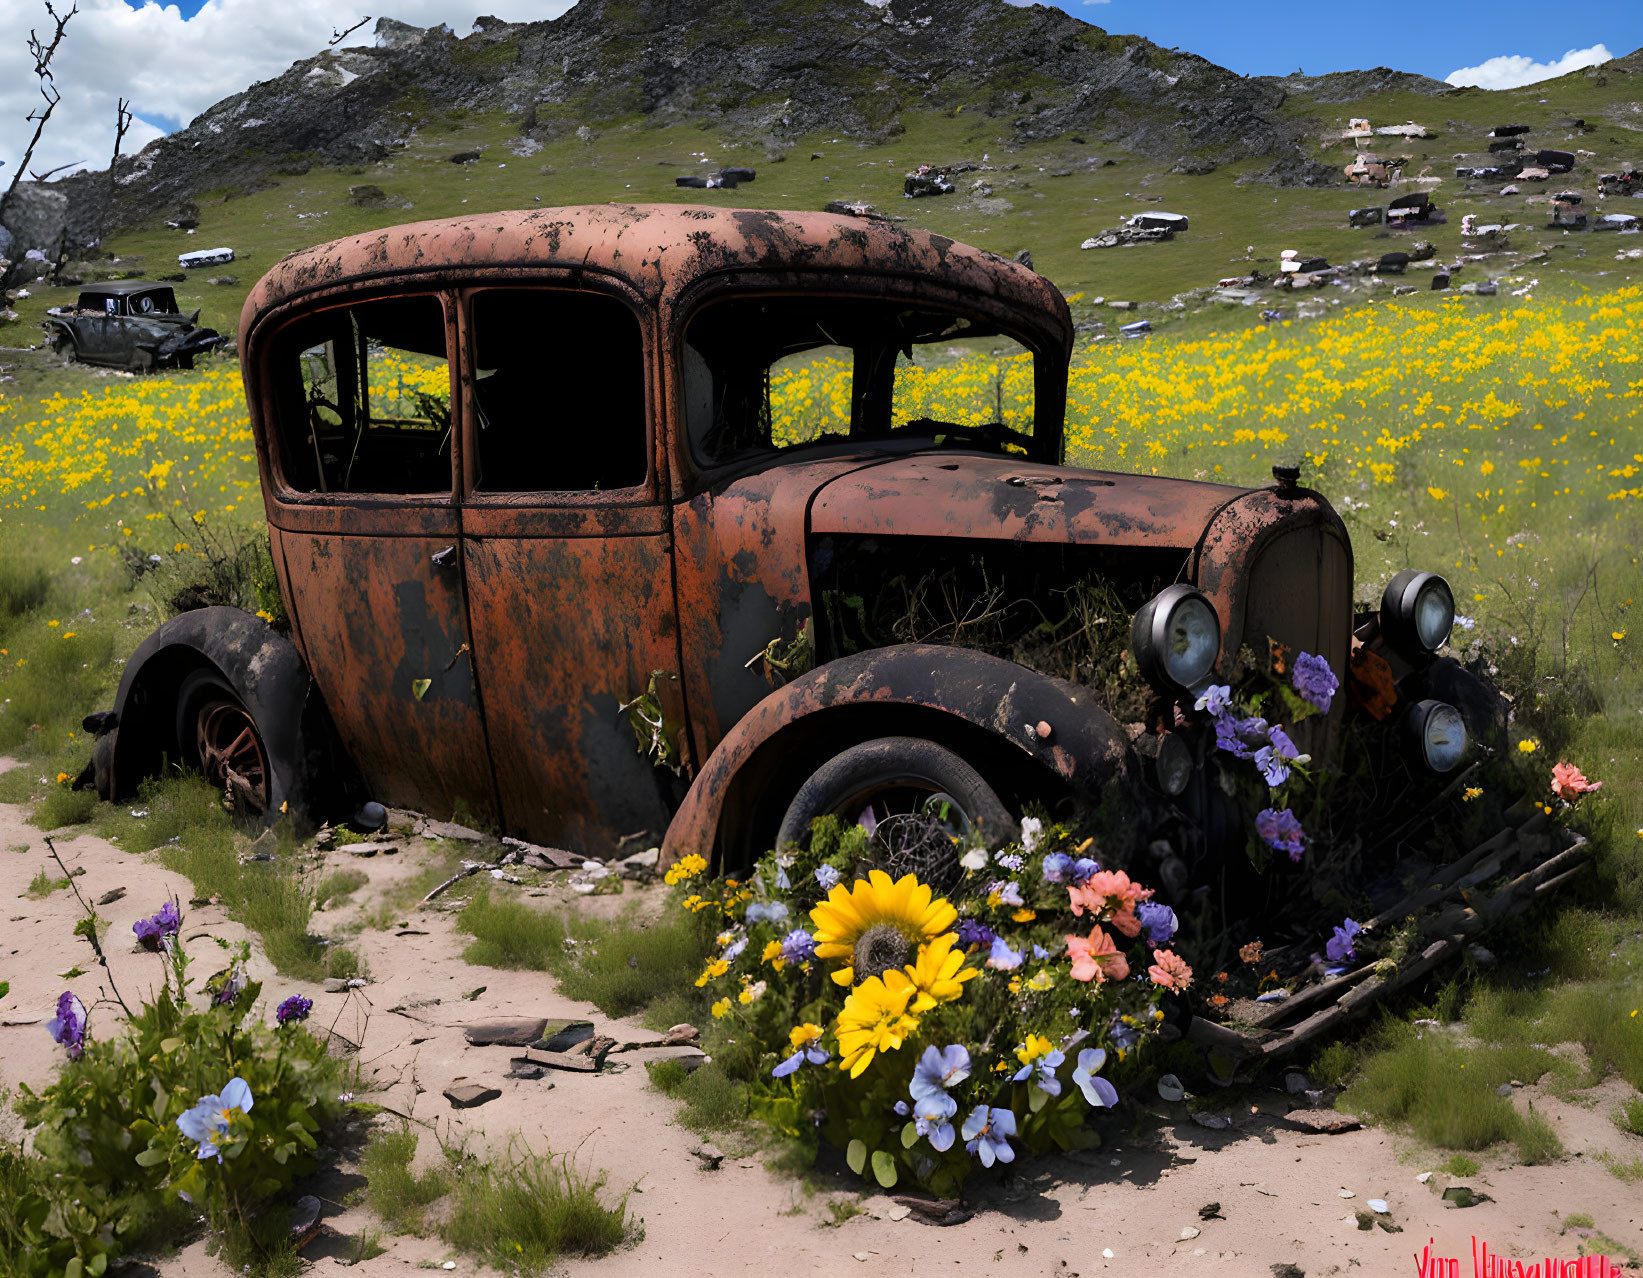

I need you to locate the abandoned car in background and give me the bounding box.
[44,280,223,371]
[83,205,1494,901]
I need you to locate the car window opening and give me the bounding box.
[469,289,646,494]
[273,295,453,496]
[683,296,1038,467]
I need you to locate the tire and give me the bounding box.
[774,736,1015,873]
[173,668,275,819]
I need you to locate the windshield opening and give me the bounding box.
[682,295,1039,468]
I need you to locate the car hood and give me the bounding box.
[806,452,1249,549]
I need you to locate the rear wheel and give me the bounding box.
[774,736,1014,886]
[174,668,272,817]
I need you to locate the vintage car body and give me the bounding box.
[44,281,222,371]
[88,205,1481,882]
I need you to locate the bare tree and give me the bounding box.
[0,0,79,223]
[330,15,370,45]
[101,96,134,240]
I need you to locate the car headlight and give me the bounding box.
[1135,731,1194,797]
[1131,584,1221,693]
[1404,698,1467,773]
[1381,569,1455,655]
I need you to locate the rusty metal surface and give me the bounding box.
[808,453,1246,546]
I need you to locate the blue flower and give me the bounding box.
[779,928,816,964]
[961,1105,1017,1168]
[990,880,1024,908]
[47,991,86,1060]
[1215,714,1269,760]
[1012,1046,1065,1095]
[911,1044,972,1100]
[1292,652,1339,713]
[1072,1047,1119,1108]
[954,919,996,952]
[912,1090,959,1152]
[176,1077,254,1161]
[774,866,791,890]
[745,901,790,926]
[985,937,1024,971]
[1136,901,1177,947]
[275,995,312,1025]
[994,851,1025,873]
[1071,857,1101,885]
[1041,852,1073,884]
[1108,1015,1140,1051]
[814,865,841,891]
[1254,724,1302,787]
[721,936,748,963]
[1032,943,1049,961]
[771,1029,830,1078]
[1256,807,1307,861]
[1325,918,1362,965]
[1194,684,1233,716]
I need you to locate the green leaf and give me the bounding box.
[272,1145,289,1165]
[1028,1084,1050,1114]
[150,1083,168,1126]
[159,1037,184,1054]
[901,1122,919,1150]
[65,1258,82,1278]
[58,965,86,979]
[411,678,431,701]
[870,1150,898,1189]
[0,981,8,999]
[845,1139,867,1176]
[133,1147,167,1167]
[88,1254,108,1277]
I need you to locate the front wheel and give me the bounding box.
[174,668,273,817]
[774,736,1014,886]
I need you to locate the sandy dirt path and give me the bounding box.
[2,757,1640,1277]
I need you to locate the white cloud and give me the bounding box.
[1444,43,1613,91]
[0,0,576,184]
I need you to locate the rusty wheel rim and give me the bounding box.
[195,700,271,815]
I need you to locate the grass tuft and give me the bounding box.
[457,889,567,970]
[359,1124,451,1234]
[1614,1095,1643,1138]
[26,866,68,898]
[1443,1153,1480,1177]
[646,1058,750,1137]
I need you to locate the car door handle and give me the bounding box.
[430,546,457,569]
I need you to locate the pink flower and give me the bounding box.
[1066,925,1130,984]
[1551,761,1602,802]
[1147,948,1193,992]
[1067,869,1153,918]
[1108,905,1142,938]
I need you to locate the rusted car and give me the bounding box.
[44,281,222,371]
[83,205,1489,885]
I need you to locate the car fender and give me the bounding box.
[661,644,1149,869]
[105,605,355,827]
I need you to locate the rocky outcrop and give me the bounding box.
[58,0,1321,239]
[0,183,70,286]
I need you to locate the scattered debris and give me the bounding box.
[1441,1185,1491,1208]
[1282,1109,1362,1134]
[178,246,234,269]
[443,1082,501,1109]
[96,887,126,905]
[1119,319,1152,337]
[462,1017,551,1047]
[823,199,897,222]
[892,1196,972,1227]
[423,819,485,841]
[339,841,395,857]
[904,164,957,198]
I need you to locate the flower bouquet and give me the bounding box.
[669,817,1188,1194]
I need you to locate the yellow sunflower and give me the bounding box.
[835,972,920,1078]
[810,869,958,987]
[902,933,979,1012]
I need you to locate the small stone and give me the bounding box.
[463,1018,549,1047]
[531,1020,596,1052]
[506,1060,550,1080]
[691,1143,725,1170]
[1190,1112,1231,1130]
[1442,1185,1490,1208]
[339,842,394,857]
[1283,1109,1362,1134]
[1339,1189,1355,1199]
[887,1205,911,1221]
[663,1023,700,1046]
[1102,1249,1115,1260]
[1367,1199,1389,1214]
[1199,1203,1223,1220]
[853,1254,870,1263]
[443,1083,501,1109]
[1157,1074,1185,1102]
[1180,1226,1201,1240]
[1035,720,1053,741]
[97,887,126,905]
[620,847,661,870]
[1269,1266,1305,1278]
[1416,1172,1433,1184]
[424,819,485,841]
[1284,1071,1309,1094]
[1494,1083,1513,1097]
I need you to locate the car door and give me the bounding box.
[457,282,685,855]
[256,288,499,820]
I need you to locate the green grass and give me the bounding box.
[1615,1095,1643,1138]
[645,1058,751,1138]
[357,1122,629,1274]
[1443,1153,1481,1177]
[457,888,712,1024]
[315,869,370,911]
[25,866,67,898]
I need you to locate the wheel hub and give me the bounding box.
[195,700,271,815]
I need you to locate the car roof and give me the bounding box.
[80,281,174,295]
[240,203,1072,354]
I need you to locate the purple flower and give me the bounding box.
[772,1032,830,1078]
[1041,852,1073,885]
[276,995,313,1025]
[961,1105,1017,1168]
[1136,901,1177,946]
[779,928,816,964]
[133,900,181,951]
[1012,1046,1065,1095]
[1071,857,1101,885]
[1254,726,1299,787]
[1325,918,1363,965]
[911,1044,972,1101]
[1293,652,1339,713]
[988,880,1024,908]
[216,965,247,1006]
[985,937,1024,971]
[1108,1015,1140,1051]
[814,865,841,891]
[1255,807,1307,861]
[1216,714,1269,760]
[954,919,996,952]
[994,851,1025,873]
[1072,1047,1119,1109]
[1194,684,1233,716]
[47,991,86,1060]
[912,1090,959,1151]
